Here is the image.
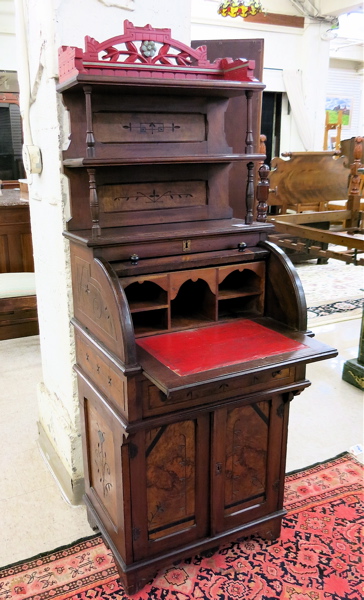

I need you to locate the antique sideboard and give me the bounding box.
[58,21,337,594]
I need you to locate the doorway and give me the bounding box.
[261,92,282,165]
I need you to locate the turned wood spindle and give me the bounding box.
[256,164,270,222]
[88,168,101,237]
[259,134,267,158]
[245,161,254,224]
[346,137,363,228]
[84,85,95,158]
[245,90,254,153]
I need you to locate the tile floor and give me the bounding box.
[0,317,363,568]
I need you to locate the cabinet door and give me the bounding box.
[211,394,287,534]
[130,414,210,561]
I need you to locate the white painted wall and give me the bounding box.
[55,0,192,48]
[13,0,192,499]
[0,0,17,70]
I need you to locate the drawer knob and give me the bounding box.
[238,242,247,252]
[130,254,139,265]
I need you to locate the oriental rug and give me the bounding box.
[1,453,362,600]
[295,261,364,326]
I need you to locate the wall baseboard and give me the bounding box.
[37,421,85,506]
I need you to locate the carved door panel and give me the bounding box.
[130,414,210,560]
[211,395,286,534]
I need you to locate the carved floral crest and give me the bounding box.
[58,20,256,83]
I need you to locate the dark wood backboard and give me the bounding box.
[192,38,264,218]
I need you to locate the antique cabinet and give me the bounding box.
[58,21,337,594]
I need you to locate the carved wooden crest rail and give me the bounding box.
[58,20,257,83]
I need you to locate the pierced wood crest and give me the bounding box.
[84,20,210,68]
[58,20,256,83]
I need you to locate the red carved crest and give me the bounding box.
[58,20,257,83]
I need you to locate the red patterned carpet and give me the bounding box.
[1,453,362,600]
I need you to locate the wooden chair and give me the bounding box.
[323,109,342,151]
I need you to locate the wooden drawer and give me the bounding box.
[141,366,295,417]
[96,232,261,263]
[76,334,128,415]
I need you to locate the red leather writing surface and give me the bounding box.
[137,320,307,376]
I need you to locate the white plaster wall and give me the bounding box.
[15,0,192,491]
[0,0,17,70]
[55,0,192,47]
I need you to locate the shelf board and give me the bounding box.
[218,289,261,300]
[134,326,169,337]
[63,154,265,168]
[218,309,261,320]
[129,302,168,313]
[58,74,265,97]
[171,314,215,329]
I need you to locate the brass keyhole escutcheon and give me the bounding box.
[182,239,191,252]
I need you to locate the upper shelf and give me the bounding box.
[57,75,265,98]
[57,20,265,97]
[63,154,266,168]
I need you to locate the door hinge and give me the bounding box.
[132,527,140,541]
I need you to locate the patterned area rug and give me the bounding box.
[1,453,362,600]
[295,261,364,325]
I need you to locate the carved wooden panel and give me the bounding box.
[224,400,269,514]
[87,402,118,527]
[146,421,196,540]
[93,112,206,143]
[75,256,116,339]
[269,153,348,212]
[99,181,207,213]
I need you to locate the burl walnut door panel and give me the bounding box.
[130,414,210,561]
[211,395,286,534]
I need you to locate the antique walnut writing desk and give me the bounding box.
[58,22,337,593]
